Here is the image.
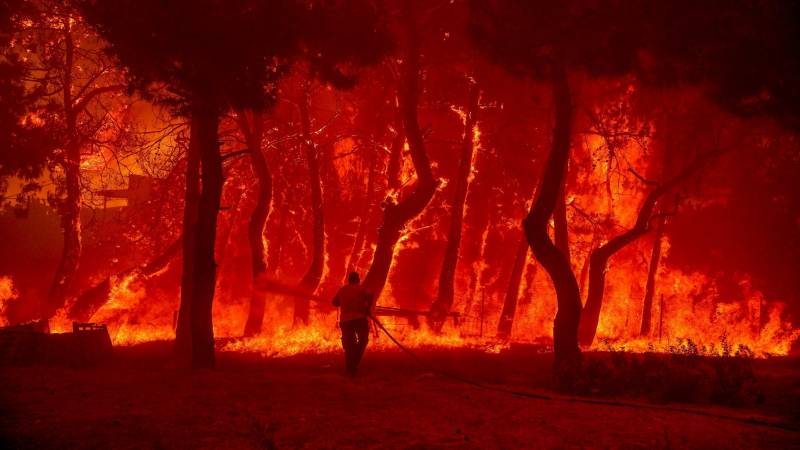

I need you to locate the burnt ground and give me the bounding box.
[1,343,799,449]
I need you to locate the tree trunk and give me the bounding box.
[240,111,273,337]
[47,140,81,319]
[577,150,715,347]
[345,147,377,275]
[554,180,571,264]
[386,96,404,191]
[497,236,529,338]
[521,64,582,370]
[46,19,81,320]
[640,217,665,336]
[430,82,480,330]
[68,238,181,322]
[189,103,222,369]
[362,2,437,298]
[174,120,201,360]
[578,238,595,297]
[295,85,325,325]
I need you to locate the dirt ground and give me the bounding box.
[1,344,799,449]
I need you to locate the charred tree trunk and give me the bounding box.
[189,103,222,369]
[295,86,325,325]
[362,3,437,298]
[640,217,665,336]
[431,82,480,330]
[174,121,201,359]
[522,65,582,369]
[497,236,529,338]
[46,21,81,319]
[240,111,273,337]
[68,238,181,321]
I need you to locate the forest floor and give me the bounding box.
[1,342,799,449]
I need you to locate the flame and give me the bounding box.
[0,276,18,327]
[11,74,794,363]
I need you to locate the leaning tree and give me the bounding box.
[470,0,644,372]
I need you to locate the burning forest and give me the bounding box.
[1,0,799,448]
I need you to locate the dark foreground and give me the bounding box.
[1,343,798,449]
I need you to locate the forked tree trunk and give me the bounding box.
[431,82,480,330]
[578,206,661,347]
[295,86,325,325]
[241,111,273,337]
[497,236,529,338]
[174,120,201,360]
[362,3,437,298]
[578,149,719,347]
[640,217,665,336]
[522,65,582,369]
[189,103,223,369]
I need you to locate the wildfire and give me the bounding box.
[0,276,18,327]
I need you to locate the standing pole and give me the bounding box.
[479,291,485,338]
[658,294,664,344]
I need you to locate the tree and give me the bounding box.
[294,82,325,325]
[362,1,437,298]
[3,1,127,320]
[497,234,529,338]
[577,144,728,347]
[469,1,630,370]
[239,110,271,337]
[430,81,480,331]
[1,0,51,195]
[81,0,390,367]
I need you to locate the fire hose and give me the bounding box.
[365,313,797,432]
[255,279,797,432]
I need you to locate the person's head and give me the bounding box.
[347,272,360,285]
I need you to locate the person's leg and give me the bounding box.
[352,318,370,371]
[340,320,357,376]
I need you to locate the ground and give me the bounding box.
[1,343,798,449]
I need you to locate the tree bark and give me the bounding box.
[430,82,480,330]
[554,180,571,264]
[47,135,82,319]
[295,85,325,325]
[240,111,273,337]
[174,120,201,360]
[497,235,529,338]
[640,217,665,336]
[521,64,582,369]
[189,103,222,369]
[362,2,437,298]
[46,19,81,320]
